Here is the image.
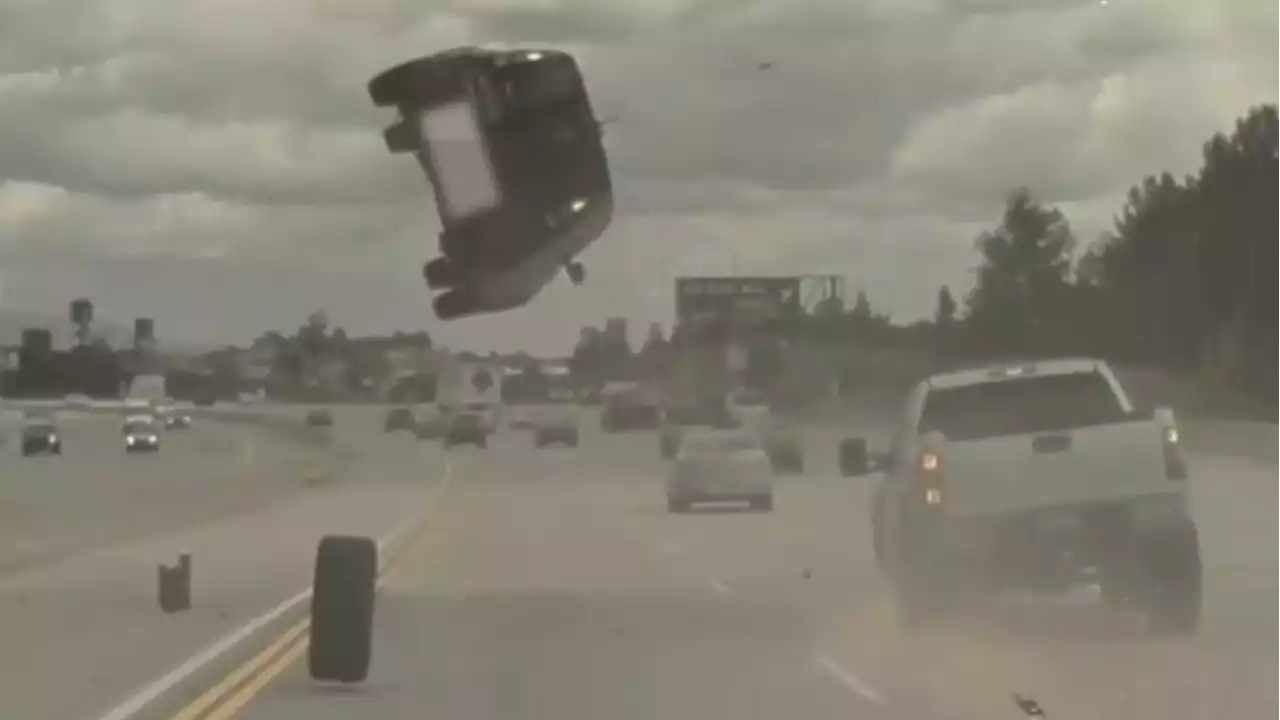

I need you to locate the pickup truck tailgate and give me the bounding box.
[941,420,1171,517]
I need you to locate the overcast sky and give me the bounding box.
[0,0,1274,354]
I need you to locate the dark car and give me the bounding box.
[601,397,661,432]
[533,417,579,448]
[165,413,193,430]
[443,413,489,449]
[124,420,162,453]
[305,409,334,428]
[21,422,62,457]
[369,47,613,321]
[384,407,415,433]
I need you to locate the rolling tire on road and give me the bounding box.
[666,496,689,514]
[309,535,378,684]
[1138,522,1203,635]
[750,495,774,512]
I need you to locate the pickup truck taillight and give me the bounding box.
[1161,425,1188,480]
[917,451,944,505]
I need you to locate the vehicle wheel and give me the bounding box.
[478,438,488,449]
[894,563,946,630]
[750,495,774,512]
[1138,523,1202,635]
[534,437,546,449]
[666,496,689,513]
[568,437,579,448]
[309,535,378,683]
[891,527,947,629]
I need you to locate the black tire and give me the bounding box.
[750,495,774,512]
[309,535,378,683]
[1138,523,1202,635]
[666,496,689,513]
[477,438,488,449]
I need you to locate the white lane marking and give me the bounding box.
[707,578,732,595]
[813,655,887,705]
[657,540,683,555]
[92,462,454,720]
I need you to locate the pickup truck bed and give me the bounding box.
[941,418,1171,518]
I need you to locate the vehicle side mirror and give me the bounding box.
[839,437,871,477]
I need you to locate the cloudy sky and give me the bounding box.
[0,0,1274,354]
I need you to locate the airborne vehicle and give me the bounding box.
[369,47,614,320]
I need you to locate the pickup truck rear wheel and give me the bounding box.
[1138,523,1202,635]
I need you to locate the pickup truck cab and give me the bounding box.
[840,358,1199,633]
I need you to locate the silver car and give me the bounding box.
[666,429,775,513]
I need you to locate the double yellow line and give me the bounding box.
[169,468,451,720]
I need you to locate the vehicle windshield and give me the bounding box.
[920,372,1130,441]
[23,423,56,434]
[125,422,158,434]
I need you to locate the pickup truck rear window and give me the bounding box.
[919,372,1127,441]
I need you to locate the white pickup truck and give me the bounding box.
[839,358,1200,633]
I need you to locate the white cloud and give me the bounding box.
[0,0,1273,352]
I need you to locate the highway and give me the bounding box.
[64,408,1268,720]
[0,407,438,720]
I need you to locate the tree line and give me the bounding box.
[955,103,1274,400]
[567,103,1276,409]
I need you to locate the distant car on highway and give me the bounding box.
[729,390,803,474]
[64,393,92,409]
[843,358,1202,632]
[124,417,162,453]
[667,428,774,513]
[601,395,661,432]
[164,411,193,430]
[659,397,741,459]
[383,407,416,433]
[532,412,579,448]
[21,418,62,457]
[443,412,489,449]
[305,409,334,428]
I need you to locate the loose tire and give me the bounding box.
[1138,523,1202,635]
[309,535,378,683]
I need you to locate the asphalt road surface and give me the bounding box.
[114,411,1276,720]
[0,408,431,720]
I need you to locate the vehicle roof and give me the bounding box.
[925,357,1108,391]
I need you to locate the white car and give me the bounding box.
[846,357,1200,632]
[666,429,775,513]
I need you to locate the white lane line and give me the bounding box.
[656,540,683,555]
[707,578,732,595]
[92,462,454,720]
[813,655,887,705]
